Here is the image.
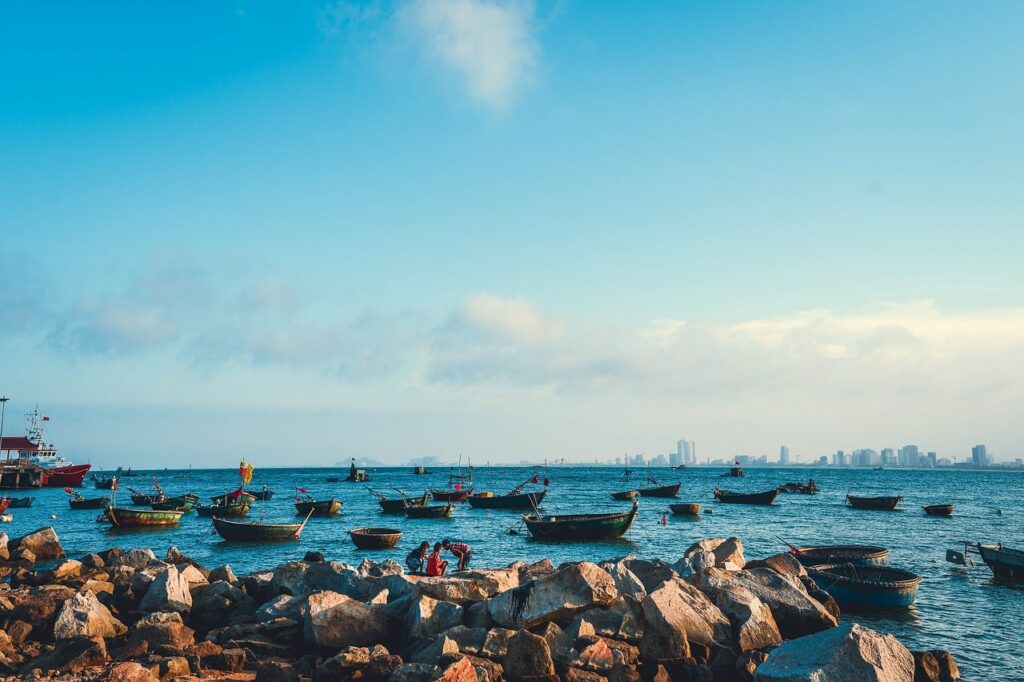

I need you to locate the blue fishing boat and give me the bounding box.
[808,563,921,610]
[787,543,889,567]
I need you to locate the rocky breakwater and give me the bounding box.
[0,527,962,681]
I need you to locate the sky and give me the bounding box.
[2,1,1023,468]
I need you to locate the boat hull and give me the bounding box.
[793,545,889,567]
[152,494,198,512]
[978,544,1024,582]
[212,517,304,541]
[431,489,471,502]
[69,496,110,510]
[196,503,249,518]
[107,507,183,528]
[42,464,91,488]
[349,527,403,549]
[405,504,454,519]
[846,495,902,510]
[243,488,274,501]
[669,503,702,515]
[295,499,343,516]
[212,491,257,505]
[923,504,954,517]
[713,488,779,505]
[809,564,921,610]
[637,483,681,498]
[467,491,546,509]
[524,502,638,541]
[610,490,638,501]
[379,497,424,513]
[6,497,33,508]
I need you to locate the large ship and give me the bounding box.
[4,407,90,487]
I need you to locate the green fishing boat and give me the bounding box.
[106,506,184,528]
[152,493,199,512]
[212,491,257,505]
[196,502,249,517]
[523,500,639,541]
[212,511,312,541]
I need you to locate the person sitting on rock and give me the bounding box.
[442,538,472,571]
[426,542,448,576]
[405,541,430,574]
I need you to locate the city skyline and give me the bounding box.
[3,2,1024,468]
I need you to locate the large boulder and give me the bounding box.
[638,576,729,663]
[4,584,77,639]
[601,561,648,601]
[127,612,195,651]
[691,567,836,640]
[568,598,645,643]
[755,622,913,682]
[502,630,555,681]
[712,584,781,652]
[256,593,308,622]
[621,558,678,592]
[488,562,618,628]
[53,590,127,640]
[744,553,806,579]
[108,548,157,570]
[413,568,519,605]
[140,565,192,613]
[304,590,389,649]
[99,661,160,681]
[911,650,960,682]
[13,527,65,560]
[190,581,257,627]
[24,635,107,673]
[406,594,464,639]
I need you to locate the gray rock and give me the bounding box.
[488,562,618,628]
[53,591,127,640]
[13,527,65,560]
[642,577,731,650]
[140,565,193,613]
[755,622,913,681]
[209,564,237,584]
[303,590,389,649]
[109,548,158,570]
[406,594,464,639]
[712,584,782,652]
[502,630,555,681]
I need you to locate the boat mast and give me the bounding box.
[0,396,9,463]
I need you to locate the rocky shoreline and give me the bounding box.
[0,527,960,681]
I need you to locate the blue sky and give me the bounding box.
[2,1,1023,467]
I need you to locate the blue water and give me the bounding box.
[9,466,1021,680]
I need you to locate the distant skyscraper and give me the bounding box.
[972,444,989,466]
[779,445,790,466]
[898,445,920,467]
[676,439,695,465]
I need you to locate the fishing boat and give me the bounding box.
[777,480,819,494]
[349,527,403,549]
[713,488,779,505]
[846,494,902,510]
[325,476,342,483]
[294,498,343,516]
[212,511,311,542]
[610,490,638,501]
[974,544,1024,582]
[669,502,702,515]
[212,491,257,505]
[808,564,922,610]
[433,456,472,501]
[523,500,639,541]
[151,493,199,512]
[786,544,889,567]
[412,466,428,475]
[6,496,33,508]
[637,475,681,498]
[130,491,165,506]
[2,408,92,487]
[0,499,10,515]
[405,502,454,519]
[345,458,371,482]
[69,495,111,510]
[196,502,249,517]
[430,488,471,502]
[923,504,954,517]
[93,476,116,490]
[244,487,274,501]
[106,506,184,528]
[726,463,745,478]
[468,490,547,509]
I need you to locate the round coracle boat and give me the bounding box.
[349,527,403,549]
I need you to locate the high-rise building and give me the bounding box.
[833,450,846,466]
[880,448,896,466]
[779,445,790,466]
[676,438,696,465]
[927,452,937,468]
[971,444,989,466]
[898,445,920,467]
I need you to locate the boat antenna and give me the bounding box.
[0,397,8,464]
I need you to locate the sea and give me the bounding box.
[11,465,1022,680]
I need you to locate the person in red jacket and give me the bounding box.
[426,542,448,576]
[442,538,472,571]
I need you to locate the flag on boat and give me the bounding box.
[543,477,550,486]
[229,487,244,500]
[239,461,254,485]
[42,416,50,421]
[296,487,308,494]
[530,474,539,484]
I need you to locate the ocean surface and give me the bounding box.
[9,465,1021,680]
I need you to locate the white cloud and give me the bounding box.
[400,0,538,109]
[459,292,564,344]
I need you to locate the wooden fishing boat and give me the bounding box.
[846,494,901,511]
[713,488,779,505]
[789,544,889,567]
[637,482,681,498]
[404,503,454,519]
[523,500,639,541]
[923,504,954,517]
[777,481,819,494]
[669,502,702,515]
[244,488,274,501]
[808,564,921,610]
[430,489,472,502]
[468,490,547,510]
[325,476,342,483]
[196,502,249,518]
[93,476,116,489]
[378,496,425,513]
[106,506,184,528]
[130,492,166,506]
[976,543,1024,582]
[69,495,111,510]
[212,512,311,542]
[6,496,33,508]
[295,498,343,516]
[726,465,745,477]
[212,491,257,505]
[152,493,199,512]
[610,490,638,501]
[349,527,403,549]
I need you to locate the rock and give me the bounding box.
[256,660,300,682]
[388,663,441,681]
[436,656,478,682]
[7,620,33,646]
[912,650,961,682]
[488,562,618,628]
[13,527,65,561]
[190,580,257,627]
[132,564,170,594]
[315,646,371,680]
[305,550,325,562]
[24,635,108,672]
[304,590,389,649]
[53,559,83,579]
[209,565,237,584]
[156,656,190,679]
[256,593,308,622]
[603,561,648,601]
[414,573,514,605]
[711,538,746,569]
[271,561,311,595]
[569,598,645,643]
[53,590,127,639]
[81,553,105,569]
[745,554,806,579]
[127,612,195,651]
[442,625,489,656]
[755,622,914,682]
[406,594,464,639]
[562,668,608,682]
[641,577,731,652]
[503,630,555,681]
[12,547,36,564]
[621,559,677,592]
[177,564,208,589]
[712,585,782,652]
[692,567,836,640]
[140,566,192,613]
[83,579,116,596]
[0,532,8,560]
[481,628,517,659]
[6,584,77,639]
[465,600,494,629]
[737,650,769,680]
[109,548,157,570]
[206,647,247,672]
[99,661,160,682]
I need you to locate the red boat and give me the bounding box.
[42,464,92,487]
[1,407,91,488]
